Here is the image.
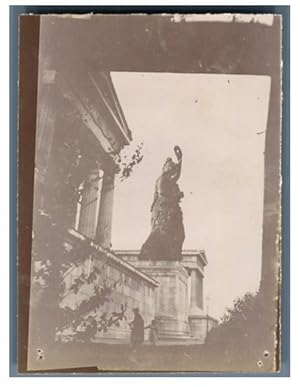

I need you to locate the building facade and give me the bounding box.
[29,54,159,357]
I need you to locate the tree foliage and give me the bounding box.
[205,291,275,371]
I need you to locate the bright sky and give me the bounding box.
[111,72,270,319]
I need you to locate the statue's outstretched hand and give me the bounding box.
[174,145,182,162]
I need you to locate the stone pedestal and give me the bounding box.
[132,260,191,340]
[116,250,218,344]
[188,314,219,343]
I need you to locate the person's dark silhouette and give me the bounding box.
[129,308,144,351]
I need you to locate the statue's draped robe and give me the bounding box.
[140,164,185,261]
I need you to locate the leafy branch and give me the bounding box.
[111,142,144,181]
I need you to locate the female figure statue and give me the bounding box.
[139,146,185,261]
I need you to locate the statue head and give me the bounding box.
[163,157,175,173]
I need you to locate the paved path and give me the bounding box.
[28,342,212,372]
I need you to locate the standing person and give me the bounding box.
[129,308,144,351]
[145,319,158,345]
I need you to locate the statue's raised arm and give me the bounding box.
[174,145,183,163]
[170,145,183,182]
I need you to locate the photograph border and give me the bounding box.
[10,4,290,377]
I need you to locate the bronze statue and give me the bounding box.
[139,146,185,261]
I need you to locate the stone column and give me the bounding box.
[34,69,57,211]
[189,269,204,312]
[187,271,191,311]
[95,171,115,248]
[198,274,204,309]
[35,71,57,175]
[78,168,103,239]
[182,255,208,342]
[189,269,198,311]
[188,269,206,341]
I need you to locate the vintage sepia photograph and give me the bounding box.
[18,13,282,373]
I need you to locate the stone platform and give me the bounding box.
[115,250,218,343]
